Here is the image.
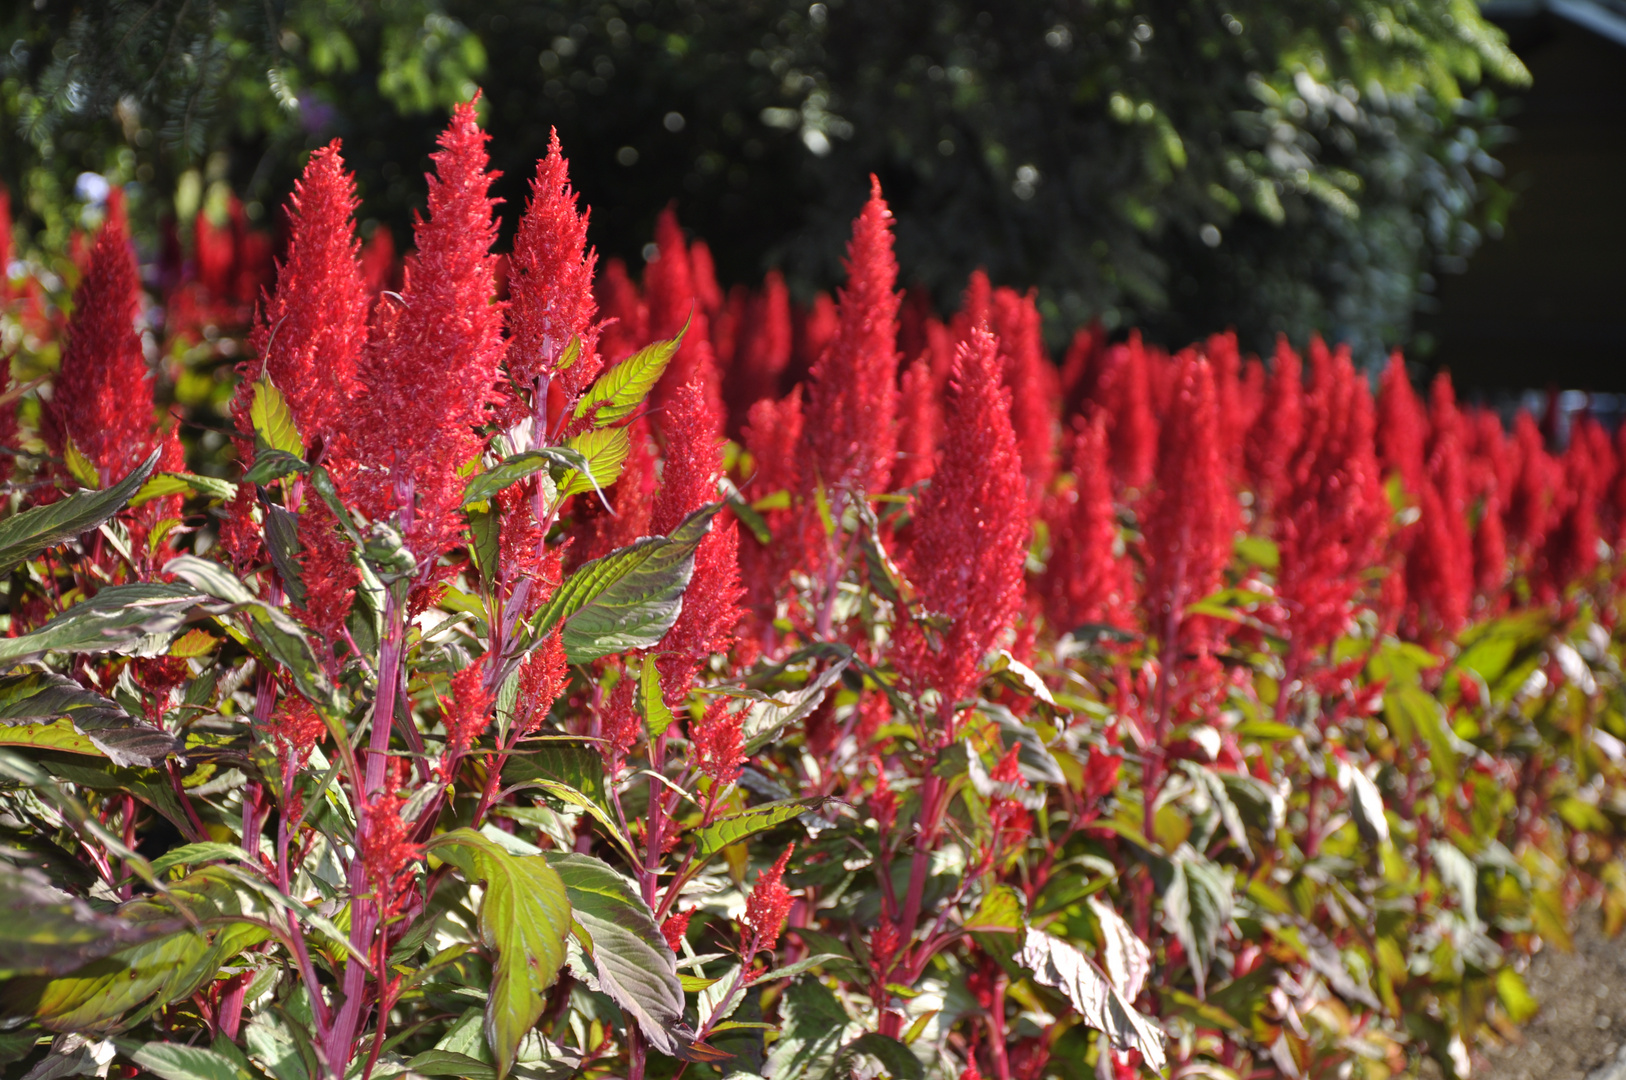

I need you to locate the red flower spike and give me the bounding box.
[991,287,1058,500]
[892,356,941,490]
[744,845,795,954]
[950,269,992,346]
[1375,352,1427,498]
[360,759,421,915]
[804,177,901,498]
[660,909,692,953]
[1505,412,1554,563]
[688,239,724,318]
[726,270,793,429]
[347,98,505,568]
[652,379,743,702]
[594,257,647,365]
[897,326,1029,707]
[1059,321,1105,418]
[233,141,367,457]
[1405,478,1471,638]
[693,698,746,786]
[1042,413,1130,633]
[360,226,398,296]
[1275,351,1388,653]
[506,130,601,398]
[1143,356,1235,646]
[1243,337,1304,519]
[738,389,805,643]
[599,675,640,767]
[41,190,161,486]
[1093,334,1157,491]
[443,665,494,758]
[1474,487,1509,599]
[645,208,721,415]
[264,694,326,771]
[515,634,568,736]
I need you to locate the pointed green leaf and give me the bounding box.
[130,473,238,508]
[0,583,207,669]
[549,853,686,1058]
[764,977,858,1080]
[557,426,631,499]
[426,830,571,1080]
[693,799,824,857]
[242,448,308,486]
[0,863,168,978]
[132,1041,254,1080]
[637,655,674,737]
[574,320,687,425]
[0,671,179,766]
[250,377,304,457]
[1017,928,1166,1072]
[461,447,586,510]
[0,448,160,574]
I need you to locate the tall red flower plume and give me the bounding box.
[346,98,505,568]
[725,270,792,430]
[41,191,162,486]
[645,208,720,414]
[360,226,398,296]
[233,141,368,456]
[653,379,743,703]
[1091,335,1157,491]
[743,845,795,954]
[1405,478,1471,639]
[594,258,646,367]
[1059,322,1105,418]
[896,326,1029,707]
[1243,338,1304,519]
[1534,417,1607,599]
[991,287,1058,500]
[892,357,941,491]
[739,389,805,647]
[442,665,494,758]
[1274,350,1388,653]
[1505,412,1554,563]
[1474,487,1509,599]
[1142,357,1234,645]
[789,291,838,389]
[688,238,724,318]
[506,129,601,398]
[804,177,901,498]
[1042,413,1129,632]
[693,698,746,786]
[1375,352,1427,497]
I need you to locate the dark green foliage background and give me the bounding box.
[1,0,1526,361]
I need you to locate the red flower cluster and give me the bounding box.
[743,844,795,954]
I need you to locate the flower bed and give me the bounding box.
[1,100,1623,1080]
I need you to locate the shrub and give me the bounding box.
[1,101,1623,1080]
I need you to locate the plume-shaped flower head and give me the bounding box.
[42,190,162,486]
[506,129,600,398]
[234,140,368,456]
[347,98,505,567]
[897,326,1029,708]
[805,177,901,497]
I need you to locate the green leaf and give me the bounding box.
[0,583,207,669]
[0,671,179,766]
[468,504,500,590]
[1017,928,1166,1073]
[1158,849,1232,997]
[407,1050,496,1079]
[836,1033,923,1080]
[637,655,675,737]
[461,447,584,510]
[763,977,857,1080]
[250,377,304,457]
[262,501,307,608]
[557,426,631,499]
[693,799,823,857]
[574,322,687,425]
[0,448,160,574]
[0,863,166,978]
[64,439,101,489]
[130,472,238,508]
[165,556,341,717]
[740,659,851,754]
[548,853,686,1057]
[426,830,571,1080]
[242,448,308,486]
[147,842,252,877]
[132,1041,254,1080]
[530,504,718,664]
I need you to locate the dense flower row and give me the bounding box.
[2,99,1624,1080]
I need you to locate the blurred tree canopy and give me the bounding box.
[1,0,1528,360]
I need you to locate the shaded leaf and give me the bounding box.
[574,324,686,425]
[0,864,169,977]
[0,672,178,767]
[763,977,857,1080]
[0,449,159,574]
[0,585,208,669]
[693,799,823,858]
[425,830,571,1080]
[548,853,686,1058]
[130,1042,253,1080]
[1017,928,1166,1072]
[741,659,851,754]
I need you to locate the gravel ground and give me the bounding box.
[1479,908,1626,1080]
